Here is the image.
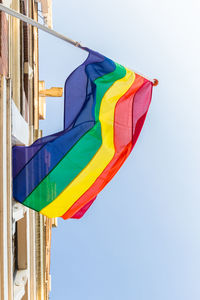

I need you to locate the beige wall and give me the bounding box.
[0,1,55,299]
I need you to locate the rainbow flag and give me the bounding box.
[12,48,153,219]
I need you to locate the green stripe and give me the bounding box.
[23,63,126,211]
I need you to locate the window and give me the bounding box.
[20,0,29,122]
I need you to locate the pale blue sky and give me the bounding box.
[39,0,200,299]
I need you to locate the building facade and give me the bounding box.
[0,0,57,299]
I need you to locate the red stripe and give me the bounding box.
[62,76,153,220]
[70,197,96,219]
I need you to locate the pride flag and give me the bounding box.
[12,48,153,219]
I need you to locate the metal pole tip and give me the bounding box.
[153,79,159,86]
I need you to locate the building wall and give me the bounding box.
[0,1,55,299]
[0,0,8,76]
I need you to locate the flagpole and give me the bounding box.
[0,3,83,48]
[0,3,158,86]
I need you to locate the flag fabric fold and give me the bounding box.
[12,48,153,219]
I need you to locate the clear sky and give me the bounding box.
[39,0,200,299]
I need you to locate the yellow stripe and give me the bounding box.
[41,68,135,217]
